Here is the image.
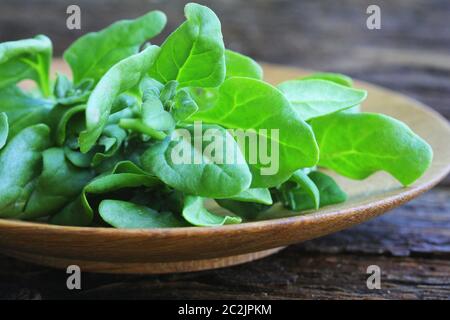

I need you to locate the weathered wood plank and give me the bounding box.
[0,188,448,300]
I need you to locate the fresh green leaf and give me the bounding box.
[277,79,367,121]
[0,112,8,149]
[311,112,433,186]
[182,196,241,226]
[301,72,353,87]
[0,86,53,139]
[173,89,199,122]
[64,10,166,84]
[99,200,185,228]
[141,124,252,198]
[215,199,271,221]
[0,124,51,218]
[225,49,263,79]
[149,3,225,88]
[191,77,319,187]
[51,160,159,226]
[22,148,94,219]
[79,45,160,153]
[290,170,320,209]
[227,188,273,205]
[0,35,52,96]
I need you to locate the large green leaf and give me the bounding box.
[22,148,94,219]
[311,112,433,186]
[79,45,160,153]
[64,10,166,84]
[225,49,263,79]
[149,3,225,88]
[99,200,185,228]
[191,77,319,187]
[182,196,241,226]
[141,124,252,198]
[277,79,367,121]
[0,124,51,218]
[0,35,52,96]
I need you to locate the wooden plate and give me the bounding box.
[0,63,449,274]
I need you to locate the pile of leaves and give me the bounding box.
[0,3,432,228]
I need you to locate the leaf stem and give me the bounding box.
[119,119,166,140]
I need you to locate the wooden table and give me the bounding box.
[0,0,449,300]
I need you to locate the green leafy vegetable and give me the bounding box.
[278,79,367,121]
[191,77,319,187]
[0,124,51,218]
[79,45,160,152]
[0,3,434,229]
[149,3,225,88]
[99,200,185,228]
[225,49,263,79]
[64,10,166,84]
[141,124,252,198]
[182,196,241,226]
[311,112,433,185]
[0,35,52,96]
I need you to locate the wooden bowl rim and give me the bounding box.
[0,65,449,238]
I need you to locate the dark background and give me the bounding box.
[0,0,449,299]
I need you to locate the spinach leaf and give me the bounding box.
[301,72,353,87]
[99,200,185,228]
[0,112,8,149]
[51,160,159,226]
[191,77,319,188]
[22,148,94,219]
[311,112,433,186]
[141,124,252,198]
[215,199,271,221]
[0,86,53,139]
[79,45,160,153]
[277,79,367,121]
[64,10,166,84]
[149,3,225,88]
[91,124,127,166]
[0,35,52,96]
[173,89,199,122]
[289,170,320,210]
[277,171,347,212]
[182,196,241,226]
[0,124,51,218]
[225,49,263,79]
[227,188,273,205]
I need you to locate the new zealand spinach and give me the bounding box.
[0,3,433,228]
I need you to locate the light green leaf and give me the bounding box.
[0,124,51,218]
[183,196,241,226]
[64,10,166,84]
[277,79,367,121]
[99,200,185,229]
[79,45,160,153]
[141,124,252,198]
[149,3,225,88]
[173,89,199,121]
[311,112,433,186]
[191,77,319,187]
[225,49,263,79]
[228,188,273,205]
[290,170,320,209]
[0,35,52,96]
[301,72,353,87]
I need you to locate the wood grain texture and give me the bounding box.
[1,188,449,300]
[0,0,449,299]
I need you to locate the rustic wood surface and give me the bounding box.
[0,0,449,300]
